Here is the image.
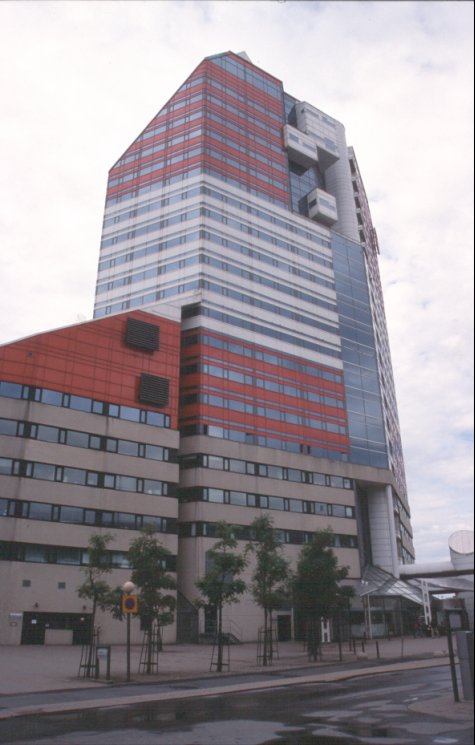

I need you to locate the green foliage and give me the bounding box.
[246,515,290,665]
[195,521,247,671]
[77,533,115,610]
[195,522,247,610]
[246,514,290,613]
[293,528,353,620]
[128,526,177,632]
[76,532,115,677]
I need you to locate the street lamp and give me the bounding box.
[122,580,136,682]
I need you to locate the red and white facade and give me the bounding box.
[0,52,416,645]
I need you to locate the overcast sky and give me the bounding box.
[0,0,473,565]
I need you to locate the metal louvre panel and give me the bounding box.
[139,373,169,407]
[125,318,160,351]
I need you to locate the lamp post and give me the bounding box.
[122,580,136,682]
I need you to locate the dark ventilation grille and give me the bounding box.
[139,374,169,407]
[125,318,160,351]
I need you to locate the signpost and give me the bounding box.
[122,581,138,682]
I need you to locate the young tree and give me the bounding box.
[247,515,290,666]
[195,521,247,672]
[293,528,353,660]
[77,532,115,676]
[128,527,177,673]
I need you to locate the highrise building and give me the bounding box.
[1,52,417,646]
[93,51,415,639]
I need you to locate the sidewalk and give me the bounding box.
[0,636,472,724]
[0,636,451,695]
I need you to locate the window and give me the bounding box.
[118,440,139,457]
[0,458,13,474]
[32,463,56,481]
[28,503,53,521]
[62,468,87,486]
[60,506,84,524]
[116,512,137,530]
[37,425,59,442]
[66,431,89,448]
[69,395,91,413]
[115,475,137,492]
[143,479,163,495]
[208,488,225,503]
[0,418,17,435]
[229,491,246,506]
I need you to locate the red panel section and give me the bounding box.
[106,53,289,208]
[180,330,350,454]
[0,311,181,429]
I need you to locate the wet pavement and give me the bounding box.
[0,637,472,744]
[0,666,472,744]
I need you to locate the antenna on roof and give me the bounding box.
[236,51,252,63]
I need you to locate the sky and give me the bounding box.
[0,0,473,565]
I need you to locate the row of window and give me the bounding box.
[114,129,203,178]
[205,126,287,172]
[203,145,288,190]
[205,94,283,144]
[0,417,176,462]
[135,109,202,145]
[209,56,283,98]
[179,424,348,460]
[101,205,201,248]
[98,227,201,272]
[180,392,347,434]
[107,160,288,211]
[111,146,204,189]
[184,305,342,360]
[204,74,283,121]
[0,457,174,497]
[0,541,177,571]
[182,332,343,383]
[168,85,285,156]
[111,127,204,182]
[202,110,284,157]
[182,361,344,408]
[97,253,200,296]
[178,486,355,518]
[99,278,201,316]
[205,224,333,286]
[102,185,201,229]
[202,186,331,252]
[0,497,176,533]
[203,211,331,275]
[179,521,358,548]
[203,167,289,209]
[179,453,353,489]
[204,279,337,339]
[0,382,170,429]
[98,231,333,303]
[106,166,203,207]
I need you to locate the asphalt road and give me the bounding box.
[0,665,472,745]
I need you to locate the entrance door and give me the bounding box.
[277,614,292,641]
[21,612,92,644]
[21,613,45,644]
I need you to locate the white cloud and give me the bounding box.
[0,0,473,564]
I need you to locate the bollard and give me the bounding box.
[376,640,380,659]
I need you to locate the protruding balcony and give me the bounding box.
[283,125,319,168]
[307,187,338,226]
[295,103,340,168]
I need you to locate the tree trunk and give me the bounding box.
[263,608,268,666]
[146,622,153,674]
[86,596,97,677]
[217,603,223,672]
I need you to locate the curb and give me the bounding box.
[0,657,451,721]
